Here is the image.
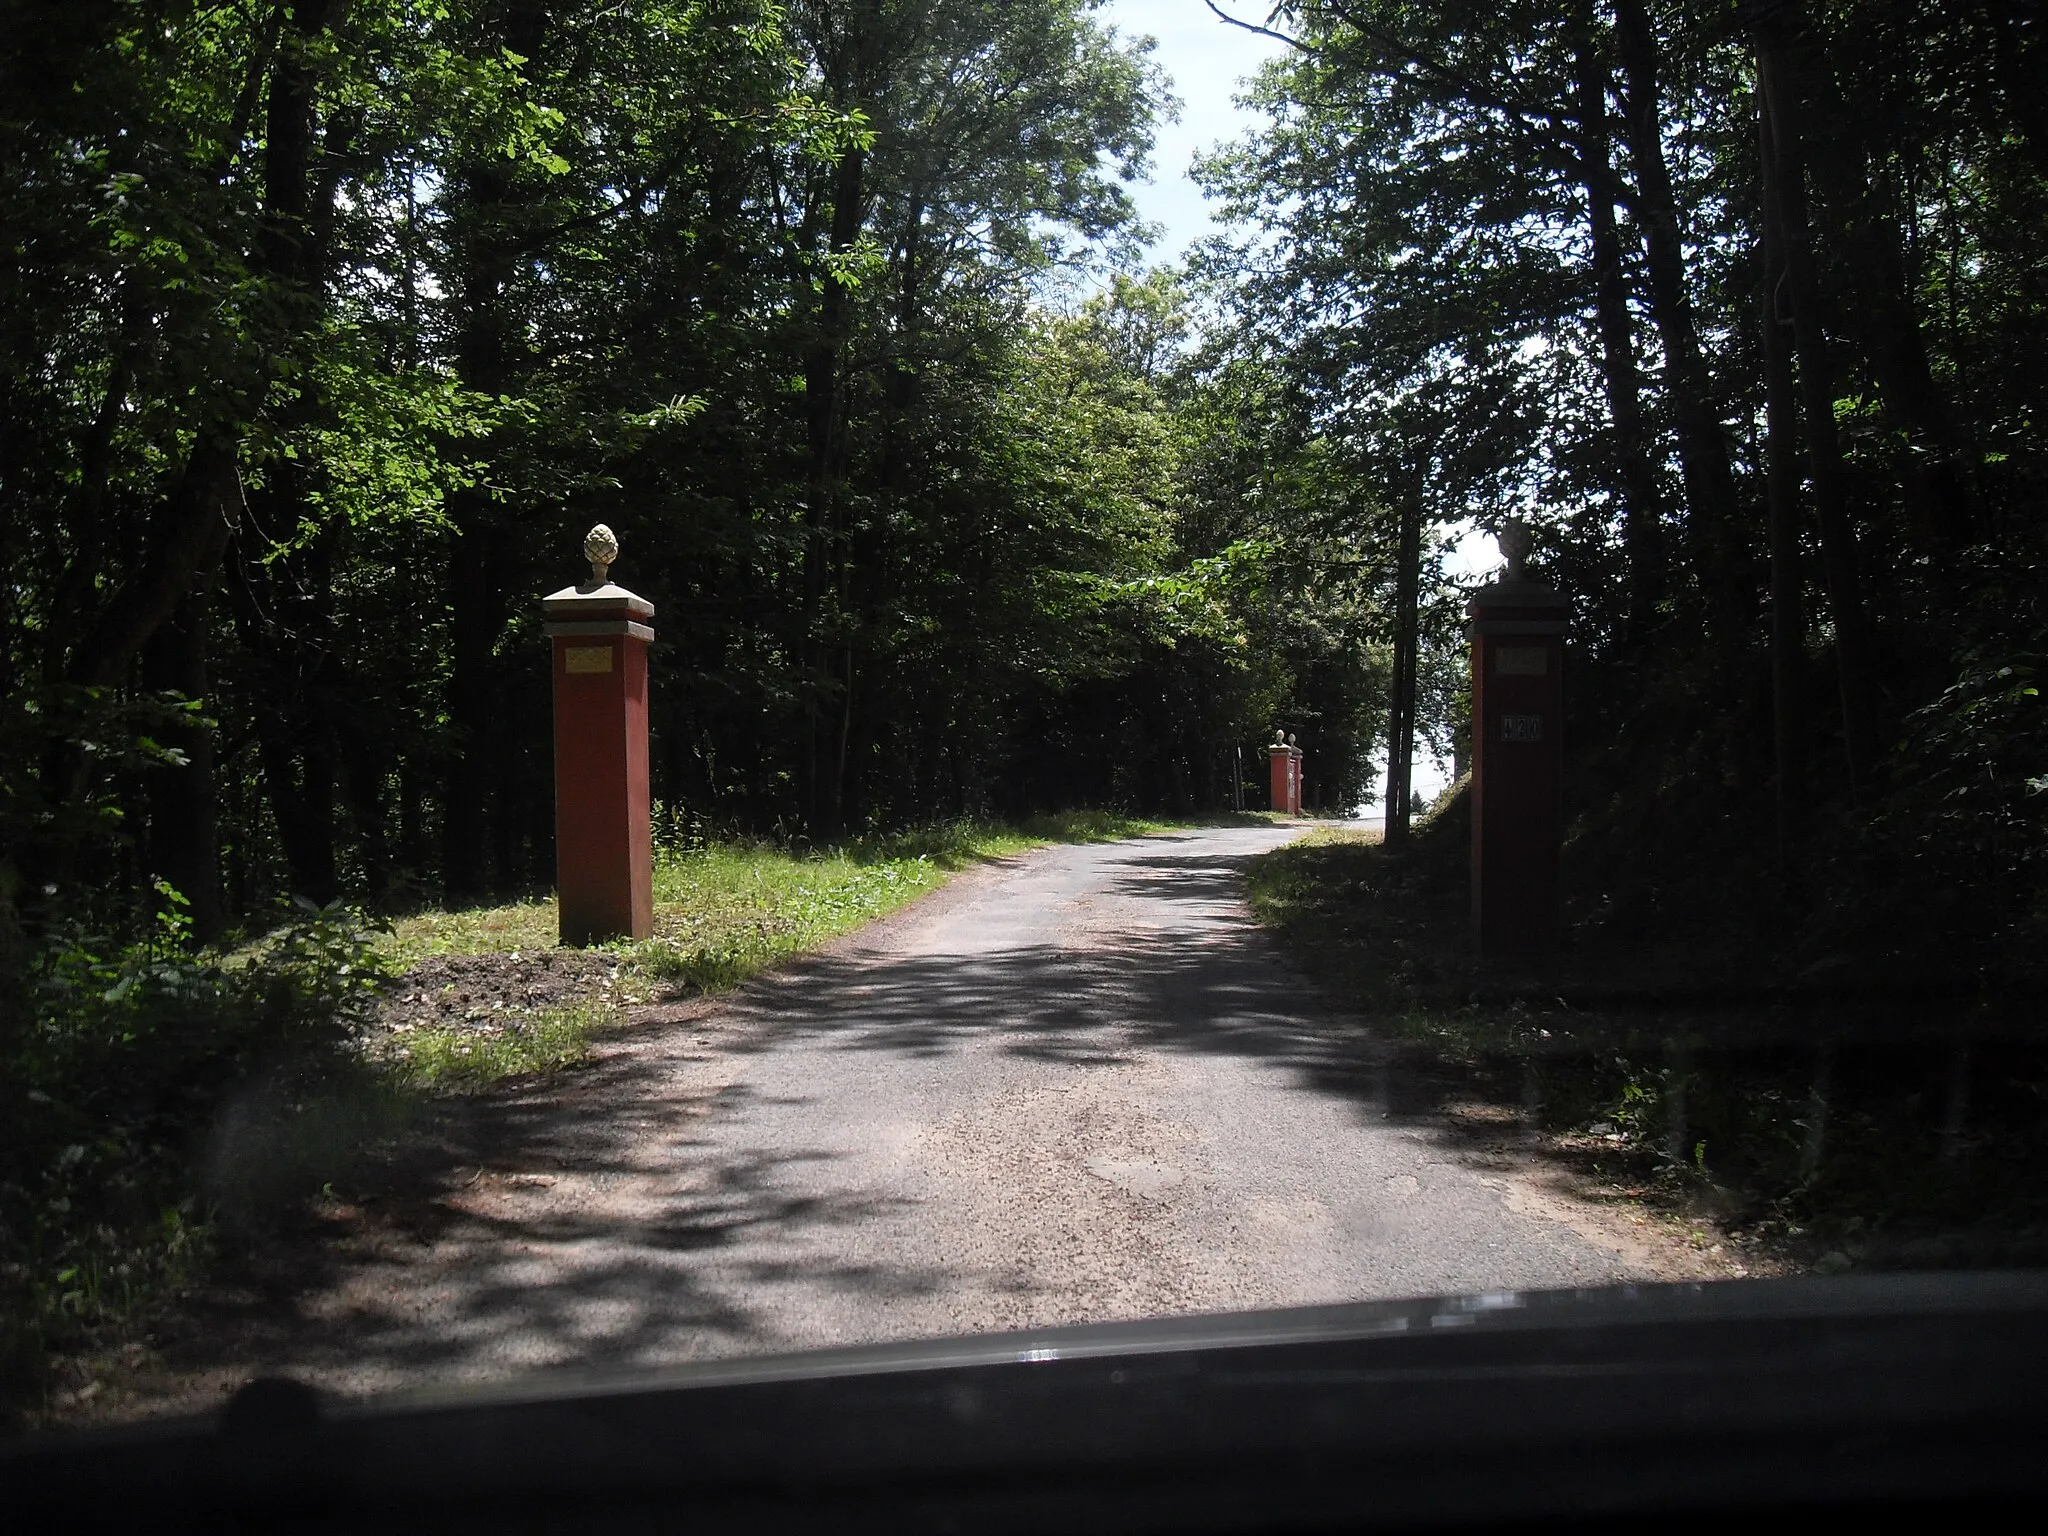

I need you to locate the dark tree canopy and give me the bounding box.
[2,0,2042,986]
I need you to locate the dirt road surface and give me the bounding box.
[133,826,1721,1412]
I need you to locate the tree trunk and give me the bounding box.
[397,758,425,881]
[1573,12,1664,643]
[340,726,392,900]
[1759,97,1808,866]
[1384,489,1423,843]
[443,506,502,898]
[225,532,340,906]
[800,141,868,835]
[442,0,550,895]
[226,0,353,907]
[440,206,510,899]
[1795,18,1977,559]
[42,293,145,680]
[258,720,338,906]
[1757,19,1880,797]
[1612,0,1750,639]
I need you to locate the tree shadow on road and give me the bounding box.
[154,1054,947,1407]
[130,836,1523,1413]
[708,841,1467,1125]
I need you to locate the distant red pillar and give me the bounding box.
[544,525,654,945]
[1468,530,1568,957]
[1268,731,1304,816]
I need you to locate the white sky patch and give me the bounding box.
[1099,0,1288,264]
[1444,521,1503,583]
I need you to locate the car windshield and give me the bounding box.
[4,0,2043,1433]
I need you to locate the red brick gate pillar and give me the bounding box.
[1468,522,1568,957]
[543,524,655,945]
[1266,731,1305,816]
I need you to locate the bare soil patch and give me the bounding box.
[371,951,634,1033]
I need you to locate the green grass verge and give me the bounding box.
[359,814,1217,1090]
[357,811,1270,1101]
[1240,823,1446,1018]
[385,813,1212,990]
[388,900,559,963]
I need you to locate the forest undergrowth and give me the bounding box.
[1247,802,2048,1282]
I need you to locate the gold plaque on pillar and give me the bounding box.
[564,645,614,674]
[1496,646,1548,675]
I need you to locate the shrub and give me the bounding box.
[1,896,396,1417]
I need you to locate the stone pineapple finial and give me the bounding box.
[583,523,619,588]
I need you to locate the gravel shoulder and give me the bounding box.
[80,828,1742,1422]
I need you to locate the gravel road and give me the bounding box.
[148,826,1693,1408]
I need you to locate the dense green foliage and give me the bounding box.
[1,0,1379,974]
[1203,0,2046,979]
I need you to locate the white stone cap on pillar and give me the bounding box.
[543,582,655,619]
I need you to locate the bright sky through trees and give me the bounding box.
[1098,0,1284,263]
